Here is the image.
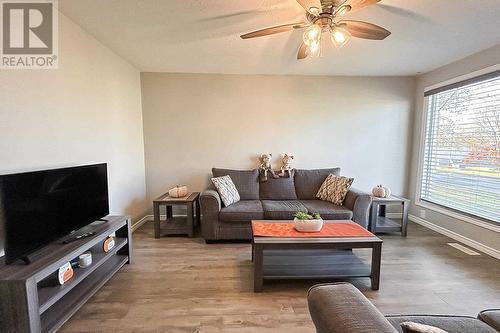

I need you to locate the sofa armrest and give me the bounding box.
[308,283,398,333]
[200,190,221,241]
[343,188,372,229]
[478,309,500,331]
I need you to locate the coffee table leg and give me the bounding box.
[154,202,160,239]
[371,243,382,290]
[251,241,254,262]
[253,243,263,292]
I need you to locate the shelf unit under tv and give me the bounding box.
[0,216,132,333]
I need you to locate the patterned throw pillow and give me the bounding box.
[211,175,240,207]
[316,174,354,205]
[400,322,449,333]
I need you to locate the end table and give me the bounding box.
[153,192,200,238]
[369,195,409,236]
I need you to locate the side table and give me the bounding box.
[153,192,200,238]
[369,195,409,236]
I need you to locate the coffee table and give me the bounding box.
[251,220,383,292]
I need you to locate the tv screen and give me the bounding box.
[0,163,109,264]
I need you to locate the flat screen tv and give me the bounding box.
[0,163,109,264]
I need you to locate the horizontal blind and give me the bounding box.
[420,72,500,223]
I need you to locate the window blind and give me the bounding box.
[420,71,500,223]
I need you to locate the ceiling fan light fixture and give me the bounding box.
[331,26,351,47]
[303,24,322,46]
[240,0,390,59]
[307,40,321,57]
[309,6,320,15]
[337,5,351,16]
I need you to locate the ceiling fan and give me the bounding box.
[240,0,390,59]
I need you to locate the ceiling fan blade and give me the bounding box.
[297,42,308,60]
[339,20,391,40]
[345,0,381,13]
[240,23,305,39]
[296,0,322,14]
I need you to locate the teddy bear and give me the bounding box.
[259,153,277,182]
[278,153,294,177]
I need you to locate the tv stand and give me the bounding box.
[62,231,96,244]
[0,216,131,333]
[20,256,31,265]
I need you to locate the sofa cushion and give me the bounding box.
[219,200,264,222]
[300,200,353,220]
[478,310,500,332]
[212,168,259,200]
[294,168,341,200]
[400,322,448,333]
[261,200,307,220]
[259,170,297,200]
[387,315,498,333]
[308,283,399,333]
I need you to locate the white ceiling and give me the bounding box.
[58,0,500,76]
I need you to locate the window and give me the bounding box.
[420,70,500,223]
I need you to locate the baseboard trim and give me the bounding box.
[132,214,185,232]
[131,215,153,232]
[409,214,500,260]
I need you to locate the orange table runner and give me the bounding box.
[251,221,374,238]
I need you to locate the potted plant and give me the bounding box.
[294,212,323,232]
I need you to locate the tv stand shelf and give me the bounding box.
[0,216,132,333]
[38,237,128,314]
[40,255,128,333]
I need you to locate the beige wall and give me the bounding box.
[141,73,415,206]
[408,44,500,253]
[0,13,147,219]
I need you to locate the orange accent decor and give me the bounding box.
[62,267,74,283]
[251,221,374,238]
[103,237,115,253]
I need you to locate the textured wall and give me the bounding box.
[0,12,147,220]
[141,73,415,209]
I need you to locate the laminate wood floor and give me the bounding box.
[60,222,500,333]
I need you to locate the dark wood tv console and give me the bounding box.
[0,216,132,333]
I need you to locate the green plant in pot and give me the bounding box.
[294,212,323,232]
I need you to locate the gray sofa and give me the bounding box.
[307,283,500,333]
[200,168,372,241]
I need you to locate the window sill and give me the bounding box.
[415,200,500,233]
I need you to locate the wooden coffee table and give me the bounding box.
[251,220,383,292]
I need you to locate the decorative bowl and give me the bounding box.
[294,217,324,232]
